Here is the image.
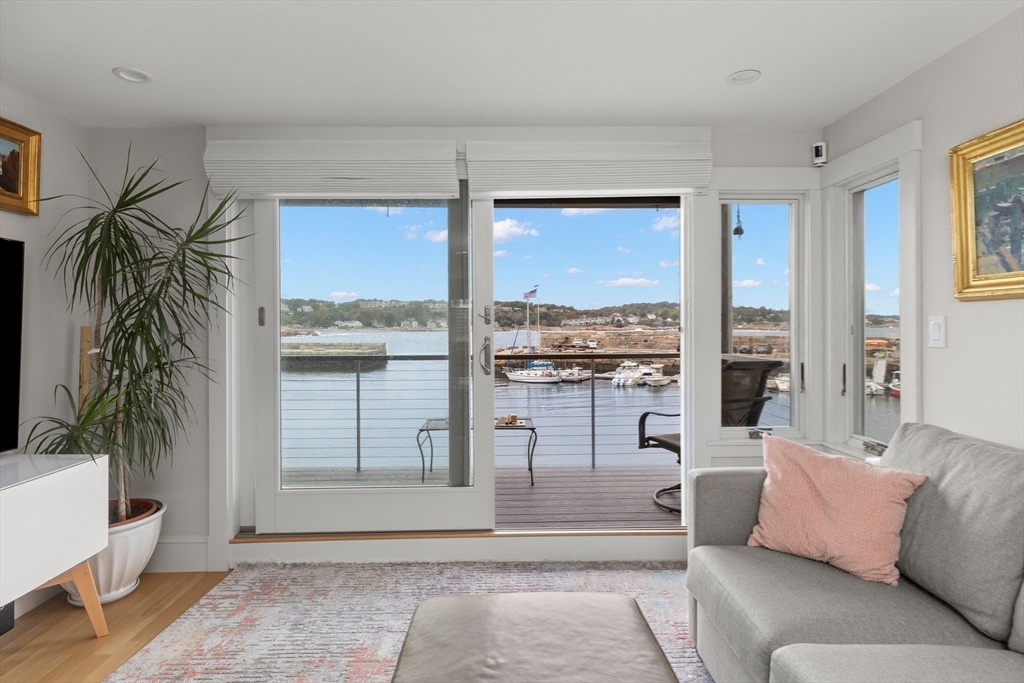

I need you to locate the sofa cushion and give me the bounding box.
[1011,582,1024,654]
[687,546,1002,683]
[882,423,1024,642]
[769,644,1024,683]
[748,436,925,585]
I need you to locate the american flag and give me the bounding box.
[523,288,537,300]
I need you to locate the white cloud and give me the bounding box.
[599,277,661,288]
[733,279,763,288]
[651,214,680,232]
[617,246,631,253]
[783,268,790,275]
[756,258,768,266]
[889,288,900,297]
[424,230,447,242]
[659,259,679,268]
[493,250,508,258]
[493,218,539,243]
[367,207,402,215]
[561,208,609,216]
[328,291,358,301]
[865,283,882,292]
[566,267,583,274]
[543,273,551,278]
[632,271,644,277]
[282,258,291,264]
[404,225,419,239]
[521,254,532,261]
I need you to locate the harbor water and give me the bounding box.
[281,330,900,472]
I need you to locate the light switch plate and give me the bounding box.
[927,315,947,348]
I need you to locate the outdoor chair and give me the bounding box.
[638,411,681,513]
[637,357,784,514]
[720,355,784,426]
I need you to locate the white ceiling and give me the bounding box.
[1,0,1021,130]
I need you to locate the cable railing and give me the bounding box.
[280,351,685,488]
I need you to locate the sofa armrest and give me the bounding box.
[686,467,766,553]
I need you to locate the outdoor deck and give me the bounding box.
[281,464,682,530]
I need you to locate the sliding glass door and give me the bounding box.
[253,190,495,533]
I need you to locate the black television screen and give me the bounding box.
[1,238,24,452]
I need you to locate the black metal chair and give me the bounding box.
[637,357,784,514]
[638,411,681,513]
[720,357,784,426]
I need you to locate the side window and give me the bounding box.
[721,202,793,430]
[852,178,900,444]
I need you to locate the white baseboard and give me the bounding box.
[145,535,211,572]
[230,534,687,565]
[13,586,62,619]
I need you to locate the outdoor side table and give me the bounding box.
[416,418,540,485]
[494,418,539,485]
[415,418,449,483]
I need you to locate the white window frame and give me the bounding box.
[822,122,923,455]
[717,193,809,443]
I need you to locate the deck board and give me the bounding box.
[281,464,681,530]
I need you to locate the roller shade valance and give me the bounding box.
[203,140,459,199]
[465,141,712,197]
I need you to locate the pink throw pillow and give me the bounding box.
[747,436,926,585]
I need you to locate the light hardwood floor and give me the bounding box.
[0,572,228,683]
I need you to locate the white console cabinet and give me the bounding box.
[0,453,109,637]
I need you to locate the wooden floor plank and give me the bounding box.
[0,571,229,683]
[279,465,681,530]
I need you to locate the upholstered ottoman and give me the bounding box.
[391,592,678,683]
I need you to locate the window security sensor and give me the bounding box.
[812,142,828,167]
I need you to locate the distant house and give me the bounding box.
[300,305,314,313]
[334,320,363,329]
[646,313,657,320]
[280,303,291,313]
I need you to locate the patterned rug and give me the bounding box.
[107,561,710,683]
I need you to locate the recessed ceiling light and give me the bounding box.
[726,69,761,85]
[112,67,153,84]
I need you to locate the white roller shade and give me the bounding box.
[465,141,712,197]
[203,140,459,198]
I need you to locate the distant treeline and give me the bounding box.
[281,297,805,329]
[281,298,445,328]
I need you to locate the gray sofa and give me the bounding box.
[685,423,1024,683]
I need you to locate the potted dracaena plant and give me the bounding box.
[25,151,242,604]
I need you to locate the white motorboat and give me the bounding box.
[865,380,886,395]
[558,366,592,382]
[611,361,643,386]
[639,363,671,387]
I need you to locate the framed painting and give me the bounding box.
[0,117,41,216]
[950,118,1024,301]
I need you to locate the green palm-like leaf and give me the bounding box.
[29,150,246,519]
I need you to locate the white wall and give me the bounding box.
[0,82,90,616]
[712,128,822,168]
[824,10,1024,449]
[84,128,214,570]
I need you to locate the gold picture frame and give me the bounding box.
[0,117,41,216]
[950,118,1024,301]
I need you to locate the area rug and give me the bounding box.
[107,561,710,683]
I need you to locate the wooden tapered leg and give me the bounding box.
[69,560,108,638]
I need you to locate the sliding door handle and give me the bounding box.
[480,336,492,376]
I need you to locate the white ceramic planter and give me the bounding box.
[63,500,166,606]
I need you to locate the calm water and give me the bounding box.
[280,330,900,471]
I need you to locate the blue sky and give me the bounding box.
[279,184,899,314]
[862,179,900,316]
